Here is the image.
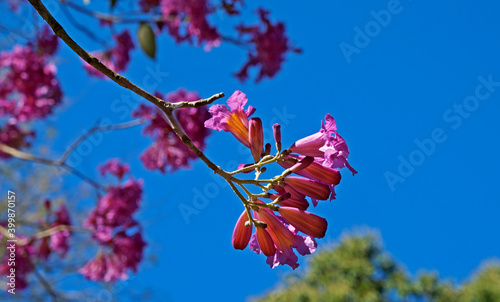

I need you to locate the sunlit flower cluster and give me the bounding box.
[206,90,356,268]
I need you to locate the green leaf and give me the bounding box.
[138,23,156,60]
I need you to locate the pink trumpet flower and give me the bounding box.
[232,211,252,250]
[284,176,331,200]
[278,207,327,239]
[205,90,256,147]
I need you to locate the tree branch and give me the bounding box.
[0,118,145,191]
[29,0,231,179]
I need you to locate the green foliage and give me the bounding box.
[254,232,500,302]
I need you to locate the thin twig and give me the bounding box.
[32,224,87,240]
[63,1,163,24]
[60,3,109,47]
[169,92,225,109]
[0,144,55,165]
[0,118,144,191]
[58,118,145,163]
[24,250,60,302]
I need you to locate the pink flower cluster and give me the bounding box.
[84,30,135,78]
[79,159,146,282]
[36,201,72,260]
[206,91,356,268]
[0,44,62,122]
[133,89,211,172]
[235,9,301,82]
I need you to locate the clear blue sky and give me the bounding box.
[32,0,500,301]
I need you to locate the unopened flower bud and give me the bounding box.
[273,123,281,152]
[249,118,264,163]
[273,192,291,204]
[264,143,272,156]
[289,156,314,173]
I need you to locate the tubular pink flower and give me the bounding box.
[205,90,256,147]
[266,193,309,210]
[288,114,337,157]
[278,207,327,239]
[249,117,264,162]
[279,198,310,210]
[279,155,341,185]
[288,156,314,173]
[284,176,331,200]
[254,224,276,257]
[289,114,356,175]
[232,210,252,250]
[273,123,281,150]
[275,184,305,200]
[257,208,299,261]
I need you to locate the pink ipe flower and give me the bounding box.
[232,211,252,250]
[80,160,146,282]
[205,90,256,147]
[289,114,357,176]
[79,232,146,282]
[99,158,130,179]
[232,201,325,269]
[0,45,62,122]
[160,0,220,49]
[84,178,143,241]
[235,9,301,82]
[133,89,211,172]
